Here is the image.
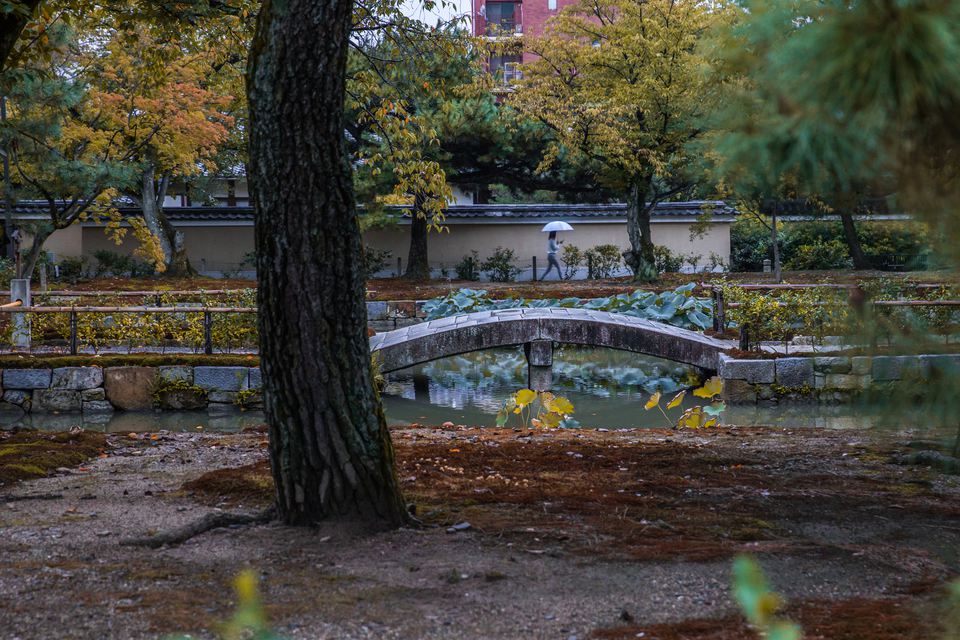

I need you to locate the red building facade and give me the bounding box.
[472,0,579,84]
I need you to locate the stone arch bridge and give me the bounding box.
[369,308,733,391]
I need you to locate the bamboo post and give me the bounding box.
[532,255,537,282]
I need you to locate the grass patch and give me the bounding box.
[0,429,107,487]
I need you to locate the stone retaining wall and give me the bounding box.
[366,300,428,332]
[719,353,960,404]
[0,366,262,418]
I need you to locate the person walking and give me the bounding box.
[542,230,562,280]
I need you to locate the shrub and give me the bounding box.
[362,246,392,278]
[560,244,584,280]
[708,252,727,271]
[92,249,150,277]
[455,251,481,281]
[56,256,88,283]
[480,247,521,282]
[585,244,622,279]
[731,217,935,272]
[653,245,683,273]
[783,238,852,270]
[730,217,773,271]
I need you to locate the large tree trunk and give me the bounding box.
[247,0,409,527]
[0,1,41,72]
[622,177,657,282]
[404,195,430,280]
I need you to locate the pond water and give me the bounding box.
[3,346,957,436]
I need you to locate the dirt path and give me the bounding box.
[1,426,958,639]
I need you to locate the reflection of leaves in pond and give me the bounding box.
[417,347,694,398]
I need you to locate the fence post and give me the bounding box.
[715,288,726,333]
[738,323,750,351]
[587,254,594,280]
[10,279,30,349]
[396,256,402,278]
[532,256,537,282]
[203,310,213,355]
[69,310,78,355]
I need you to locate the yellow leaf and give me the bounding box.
[644,392,661,410]
[550,396,574,415]
[703,418,718,428]
[667,390,686,409]
[541,412,562,428]
[693,376,723,398]
[515,389,537,407]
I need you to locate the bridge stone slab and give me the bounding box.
[371,308,733,373]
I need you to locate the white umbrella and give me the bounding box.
[541,221,574,232]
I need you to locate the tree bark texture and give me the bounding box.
[622,178,657,281]
[140,166,195,276]
[839,211,869,269]
[771,208,782,283]
[247,0,409,527]
[404,195,430,280]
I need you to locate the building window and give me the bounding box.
[489,53,523,86]
[485,1,521,36]
[548,0,556,9]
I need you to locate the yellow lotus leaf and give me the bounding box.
[539,392,555,408]
[515,389,537,407]
[550,396,575,415]
[541,412,562,428]
[703,418,718,429]
[679,407,703,429]
[667,390,686,409]
[644,391,661,410]
[693,376,723,398]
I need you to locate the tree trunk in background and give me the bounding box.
[247,0,409,527]
[21,226,50,280]
[839,211,870,269]
[623,177,657,281]
[0,1,41,71]
[404,194,430,280]
[140,167,195,276]
[771,207,782,283]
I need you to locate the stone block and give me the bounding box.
[207,402,238,416]
[814,373,826,389]
[525,340,553,366]
[850,356,872,375]
[159,366,193,383]
[722,379,756,404]
[33,389,81,412]
[81,388,106,402]
[208,391,238,404]
[757,384,775,401]
[775,358,814,388]
[104,367,158,411]
[3,389,30,406]
[82,400,114,414]
[51,367,103,390]
[387,300,416,318]
[919,354,960,376]
[813,357,851,374]
[193,367,249,392]
[824,374,869,390]
[157,387,207,410]
[366,301,389,321]
[872,356,920,381]
[527,366,552,393]
[0,401,25,420]
[3,368,51,390]
[248,367,262,390]
[718,356,774,384]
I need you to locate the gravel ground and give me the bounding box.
[1,426,958,639]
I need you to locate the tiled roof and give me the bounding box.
[8,200,737,222]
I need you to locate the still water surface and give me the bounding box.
[3,347,954,434]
